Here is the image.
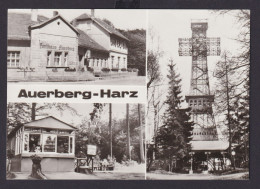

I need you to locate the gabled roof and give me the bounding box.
[24,116,77,130]
[8,116,77,138]
[8,12,49,40]
[77,29,109,53]
[72,13,129,41]
[30,14,79,35]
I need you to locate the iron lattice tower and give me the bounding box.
[178,19,220,141]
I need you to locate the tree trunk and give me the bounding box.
[126,103,131,160]
[31,103,36,121]
[138,104,145,163]
[109,103,112,158]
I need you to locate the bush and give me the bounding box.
[132,68,138,72]
[65,67,76,72]
[121,68,127,72]
[111,68,119,72]
[7,149,14,159]
[102,68,110,72]
[127,68,133,72]
[87,67,94,72]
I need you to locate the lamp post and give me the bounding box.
[221,151,227,170]
[189,152,195,174]
[205,152,211,173]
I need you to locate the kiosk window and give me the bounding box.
[43,135,56,152]
[57,136,69,153]
[29,134,42,152]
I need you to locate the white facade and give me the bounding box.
[74,17,128,71]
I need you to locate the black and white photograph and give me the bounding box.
[6,103,145,180]
[7,9,146,86]
[146,10,250,180]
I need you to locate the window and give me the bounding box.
[69,137,73,153]
[111,56,114,68]
[64,52,68,67]
[118,57,120,68]
[54,52,62,66]
[29,134,42,152]
[92,58,95,67]
[47,51,52,66]
[23,132,74,154]
[97,59,99,67]
[43,135,56,152]
[190,100,193,106]
[24,133,29,152]
[105,59,107,67]
[123,58,126,68]
[57,136,69,153]
[7,51,20,67]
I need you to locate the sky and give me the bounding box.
[8,9,147,30]
[148,9,245,108]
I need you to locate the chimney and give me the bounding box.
[31,9,38,22]
[91,9,95,17]
[53,11,59,17]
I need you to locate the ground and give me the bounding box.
[8,76,146,86]
[146,172,249,180]
[10,163,146,180]
[10,171,145,180]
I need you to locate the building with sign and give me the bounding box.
[7,116,77,172]
[7,10,131,82]
[71,10,129,72]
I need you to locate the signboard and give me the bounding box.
[87,145,97,156]
[39,41,75,51]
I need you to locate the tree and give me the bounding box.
[119,29,146,76]
[213,10,250,95]
[212,10,250,168]
[155,61,193,172]
[214,50,249,168]
[7,103,79,134]
[76,103,145,163]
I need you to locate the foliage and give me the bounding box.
[119,29,146,76]
[111,68,119,72]
[7,103,79,134]
[147,50,161,89]
[101,68,110,72]
[213,9,250,168]
[155,61,193,172]
[7,149,14,159]
[75,104,145,163]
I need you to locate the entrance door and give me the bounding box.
[84,58,89,70]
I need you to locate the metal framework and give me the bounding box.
[179,20,220,141]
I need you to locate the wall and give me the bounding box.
[19,157,75,172]
[77,20,110,51]
[109,52,128,70]
[30,17,79,80]
[7,40,31,81]
[110,35,128,54]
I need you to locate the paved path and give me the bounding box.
[146,172,249,180]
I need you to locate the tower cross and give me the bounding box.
[178,19,220,141]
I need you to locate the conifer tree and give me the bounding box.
[156,60,193,171]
